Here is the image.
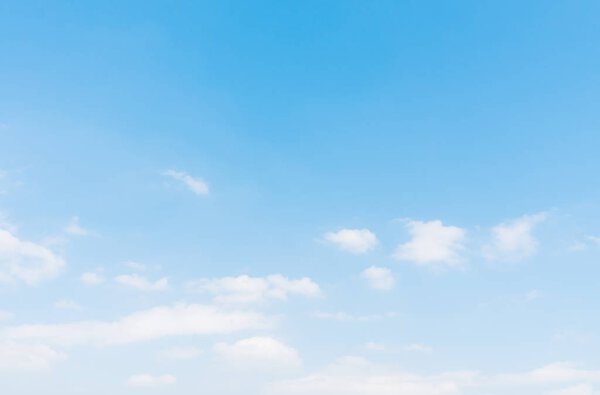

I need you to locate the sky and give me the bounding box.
[1,1,600,394]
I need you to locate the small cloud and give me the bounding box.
[126,374,176,388]
[214,337,301,371]
[161,346,202,360]
[361,266,395,291]
[64,216,88,236]
[115,274,169,292]
[324,228,378,254]
[162,169,209,196]
[483,212,546,262]
[80,272,105,286]
[54,299,83,311]
[406,343,433,353]
[393,220,466,269]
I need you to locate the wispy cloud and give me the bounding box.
[126,374,176,388]
[3,303,272,347]
[187,274,320,304]
[0,229,65,285]
[162,169,209,195]
[115,274,169,292]
[80,271,105,286]
[64,216,89,236]
[483,212,546,262]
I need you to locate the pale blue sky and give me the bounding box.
[1,1,600,394]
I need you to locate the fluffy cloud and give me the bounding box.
[214,336,301,370]
[483,213,546,261]
[0,342,66,371]
[0,229,65,285]
[187,274,320,304]
[2,303,271,347]
[393,220,466,269]
[80,271,105,286]
[115,274,169,292]
[361,266,395,291]
[324,229,378,254]
[127,374,177,388]
[162,169,209,195]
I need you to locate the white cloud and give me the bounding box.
[0,228,65,285]
[214,336,301,370]
[268,356,476,395]
[53,299,83,311]
[483,213,546,261]
[127,374,177,388]
[2,303,271,347]
[269,358,600,395]
[187,274,320,304]
[161,346,202,360]
[361,266,395,291]
[162,169,209,195]
[407,343,433,354]
[0,342,66,371]
[393,220,466,269]
[64,216,88,236]
[324,229,378,254]
[314,311,398,322]
[80,271,105,286]
[115,274,169,292]
[499,362,600,386]
[547,384,596,395]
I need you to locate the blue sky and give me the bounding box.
[2,1,600,394]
